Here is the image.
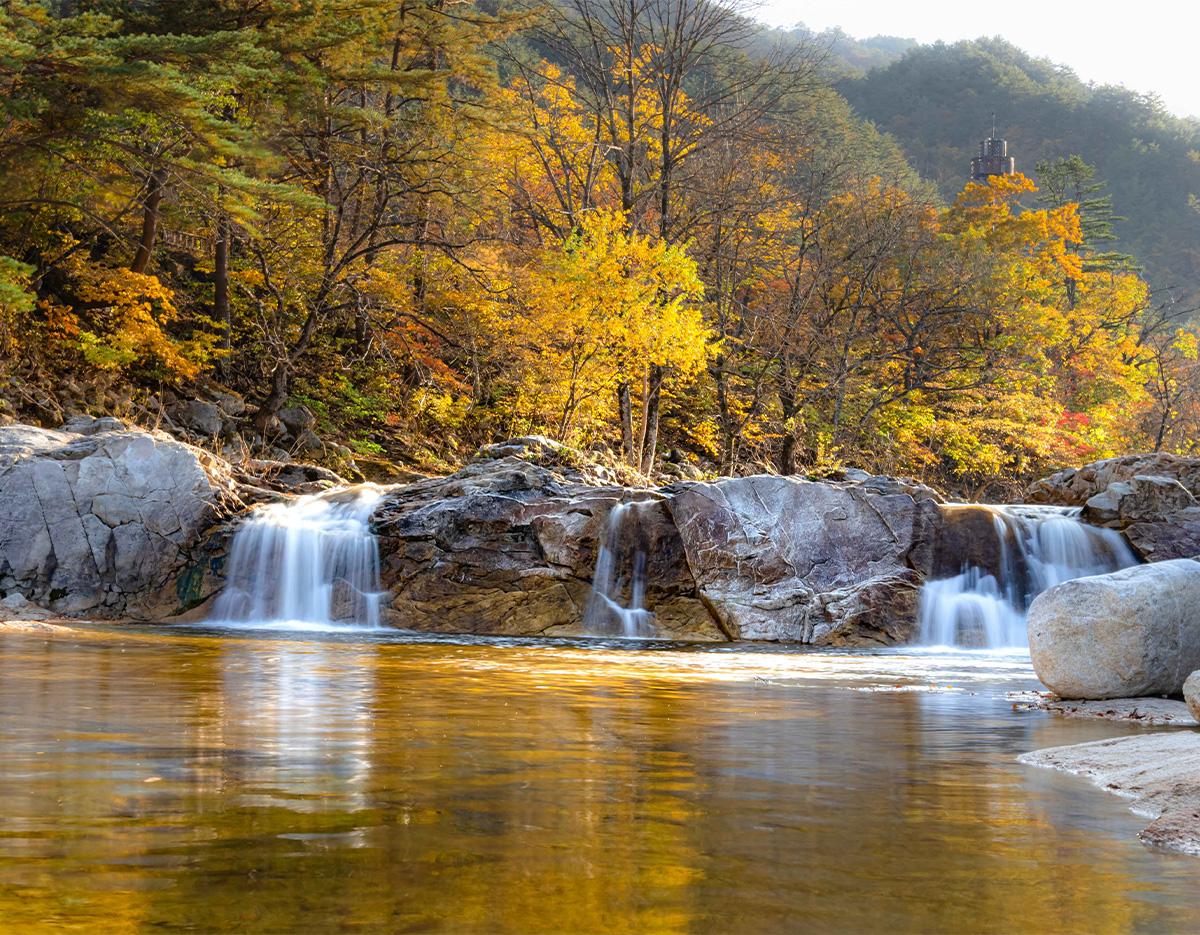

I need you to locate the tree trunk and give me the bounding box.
[255,364,289,437]
[778,385,798,475]
[214,212,231,373]
[639,364,664,475]
[355,301,370,353]
[712,355,733,471]
[130,169,165,275]
[618,381,634,463]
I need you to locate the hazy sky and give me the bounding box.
[754,1,1200,118]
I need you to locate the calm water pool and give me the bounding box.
[0,624,1197,933]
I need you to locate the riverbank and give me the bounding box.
[1021,733,1200,856]
[1008,686,1200,857]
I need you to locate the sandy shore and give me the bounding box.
[1021,733,1200,856]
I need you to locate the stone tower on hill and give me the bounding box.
[971,118,1016,180]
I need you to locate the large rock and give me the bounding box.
[1122,511,1200,562]
[664,476,939,643]
[1185,671,1200,723]
[169,399,226,438]
[1083,474,1197,525]
[0,421,244,618]
[372,456,722,640]
[1027,559,1200,699]
[278,405,316,436]
[1029,453,1200,506]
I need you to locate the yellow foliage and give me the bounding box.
[63,253,212,380]
[504,209,711,443]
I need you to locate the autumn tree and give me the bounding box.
[502,209,709,446]
[527,0,818,470]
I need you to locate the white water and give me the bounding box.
[583,501,655,638]
[919,505,1137,649]
[210,484,388,630]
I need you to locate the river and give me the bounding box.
[1,624,1198,932]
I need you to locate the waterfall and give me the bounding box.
[582,501,655,638]
[918,505,1136,648]
[210,484,387,629]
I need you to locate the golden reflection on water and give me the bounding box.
[0,626,1198,933]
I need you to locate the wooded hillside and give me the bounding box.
[2,1,1197,498]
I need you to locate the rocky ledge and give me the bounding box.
[1020,734,1200,856]
[1009,692,1198,726]
[371,439,948,643]
[5,420,1197,647]
[1029,452,1200,560]
[0,422,995,644]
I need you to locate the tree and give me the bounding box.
[504,209,710,446]
[529,0,818,470]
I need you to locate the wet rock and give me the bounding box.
[926,504,1009,580]
[372,456,723,641]
[812,570,924,646]
[0,422,244,618]
[1028,559,1200,699]
[1185,671,1200,723]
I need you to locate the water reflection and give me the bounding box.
[0,627,1197,932]
[218,639,377,810]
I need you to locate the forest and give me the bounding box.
[2,0,1198,497]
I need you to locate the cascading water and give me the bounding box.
[210,484,388,629]
[582,501,655,638]
[918,505,1136,648]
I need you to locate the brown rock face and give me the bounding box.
[372,456,722,640]
[926,504,1011,579]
